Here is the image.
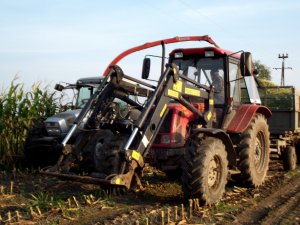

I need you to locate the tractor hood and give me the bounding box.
[44,109,82,136]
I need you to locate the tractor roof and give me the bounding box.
[169,47,239,59]
[76,77,103,86]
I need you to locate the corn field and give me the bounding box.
[0,79,58,169]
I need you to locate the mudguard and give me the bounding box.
[227,105,272,134]
[192,128,236,167]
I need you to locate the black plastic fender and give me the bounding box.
[192,128,236,167]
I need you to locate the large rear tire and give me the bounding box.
[181,137,228,205]
[238,114,270,187]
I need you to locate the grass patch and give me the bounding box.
[214,202,234,211]
[285,167,300,179]
[28,192,64,211]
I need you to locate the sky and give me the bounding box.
[1,0,300,91]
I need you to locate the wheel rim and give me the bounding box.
[208,156,221,188]
[254,131,266,172]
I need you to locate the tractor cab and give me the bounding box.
[150,47,267,170]
[170,48,226,106]
[149,46,269,180]
[167,47,263,130]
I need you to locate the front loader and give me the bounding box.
[42,36,272,205]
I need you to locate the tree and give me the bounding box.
[254,60,272,81]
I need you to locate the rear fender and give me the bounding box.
[192,128,236,166]
[227,105,271,134]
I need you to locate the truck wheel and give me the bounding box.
[282,146,297,171]
[24,123,61,167]
[238,114,270,187]
[181,137,228,205]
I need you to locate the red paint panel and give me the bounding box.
[227,105,271,133]
[152,102,205,148]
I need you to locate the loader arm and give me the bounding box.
[109,64,215,187]
[42,63,215,189]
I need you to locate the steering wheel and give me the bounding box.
[80,98,89,106]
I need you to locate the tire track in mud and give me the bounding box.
[261,188,300,225]
[234,172,300,225]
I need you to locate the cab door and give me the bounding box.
[221,56,241,129]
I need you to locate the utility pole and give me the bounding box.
[273,53,292,86]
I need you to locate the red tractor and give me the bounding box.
[42,36,271,205]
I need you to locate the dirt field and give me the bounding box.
[0,155,299,225]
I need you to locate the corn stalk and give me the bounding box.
[0,79,58,169]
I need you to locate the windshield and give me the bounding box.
[172,57,225,104]
[172,57,224,84]
[76,86,95,108]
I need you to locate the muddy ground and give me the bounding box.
[0,155,300,225]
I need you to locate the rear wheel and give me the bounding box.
[283,146,297,171]
[238,114,270,187]
[181,137,228,205]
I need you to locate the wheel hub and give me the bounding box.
[208,158,219,187]
[292,151,297,165]
[254,131,265,171]
[255,137,262,161]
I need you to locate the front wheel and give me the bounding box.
[91,130,125,176]
[238,114,270,187]
[181,137,228,205]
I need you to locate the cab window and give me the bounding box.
[229,62,240,105]
[172,57,225,104]
[76,87,94,108]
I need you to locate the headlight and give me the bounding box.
[46,127,61,135]
[174,52,183,58]
[161,134,171,144]
[45,122,61,136]
[205,50,215,57]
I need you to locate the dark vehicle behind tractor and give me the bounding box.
[40,36,271,205]
[24,77,102,167]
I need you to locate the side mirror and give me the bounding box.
[142,58,151,79]
[54,83,65,91]
[240,52,253,76]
